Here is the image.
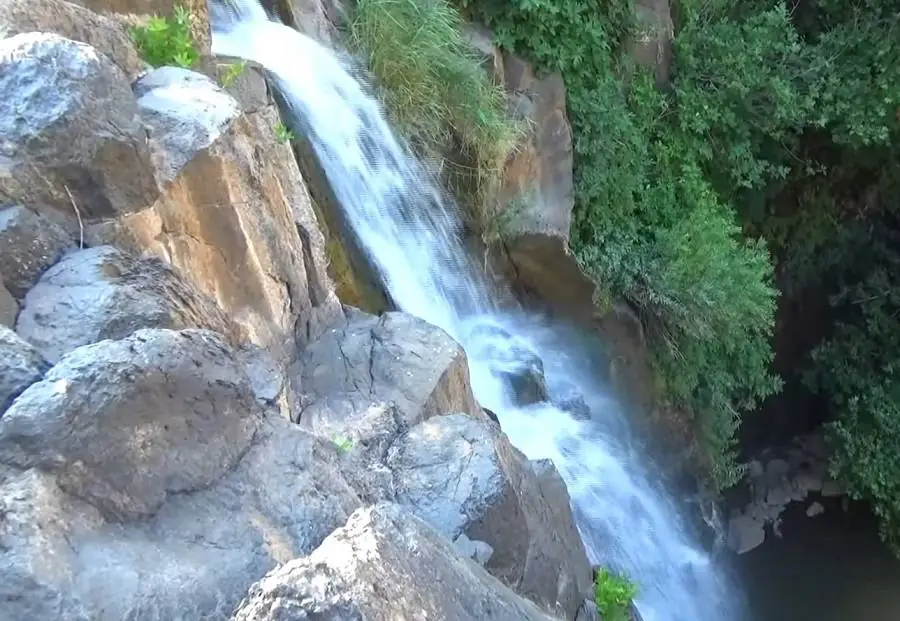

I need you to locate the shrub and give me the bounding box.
[594,568,637,621]
[130,5,199,69]
[347,0,520,204]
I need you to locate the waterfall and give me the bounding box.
[211,4,747,619]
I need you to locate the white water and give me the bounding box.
[212,4,746,619]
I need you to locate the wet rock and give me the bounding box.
[806,501,825,518]
[0,33,159,220]
[727,513,766,554]
[0,205,74,299]
[388,414,592,618]
[0,282,16,327]
[0,328,260,519]
[0,326,48,414]
[230,503,556,621]
[75,0,211,54]
[88,69,341,364]
[292,311,481,432]
[133,67,241,185]
[0,0,145,79]
[15,245,239,363]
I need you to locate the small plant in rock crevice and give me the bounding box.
[594,568,637,621]
[220,60,248,88]
[332,433,354,453]
[275,121,295,144]
[130,5,199,69]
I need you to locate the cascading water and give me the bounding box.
[212,4,747,619]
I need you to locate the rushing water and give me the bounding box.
[211,4,746,619]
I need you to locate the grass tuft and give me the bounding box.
[347,0,520,204]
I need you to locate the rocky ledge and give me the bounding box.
[0,1,597,619]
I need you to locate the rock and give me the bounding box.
[230,503,556,621]
[464,23,504,84]
[0,326,48,413]
[74,0,211,54]
[0,407,362,620]
[133,67,241,185]
[0,33,159,220]
[0,328,260,519]
[237,343,285,407]
[387,414,592,618]
[0,282,16,327]
[0,0,145,79]
[806,501,825,518]
[292,311,481,432]
[0,205,74,299]
[794,469,824,494]
[88,69,341,364]
[575,599,601,621]
[454,533,495,566]
[15,245,239,363]
[628,0,674,86]
[200,56,270,113]
[261,0,347,47]
[464,321,549,406]
[727,513,765,554]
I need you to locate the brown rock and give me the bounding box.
[0,0,145,79]
[261,0,347,47]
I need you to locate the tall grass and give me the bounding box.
[347,0,520,205]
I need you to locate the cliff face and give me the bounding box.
[0,1,597,619]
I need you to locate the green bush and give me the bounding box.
[130,5,199,69]
[594,568,637,621]
[347,0,520,204]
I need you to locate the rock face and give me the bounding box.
[0,326,48,413]
[231,503,556,621]
[16,245,239,363]
[90,66,342,364]
[291,310,480,431]
[262,0,347,47]
[0,205,74,300]
[0,0,145,79]
[0,33,159,220]
[0,283,16,327]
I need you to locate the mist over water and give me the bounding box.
[211,4,746,618]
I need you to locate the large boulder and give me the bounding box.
[89,66,342,364]
[0,204,74,299]
[0,330,362,620]
[15,245,239,363]
[0,33,159,220]
[0,328,259,519]
[231,503,556,621]
[0,0,145,79]
[0,326,48,413]
[73,0,211,54]
[387,414,593,618]
[291,310,480,431]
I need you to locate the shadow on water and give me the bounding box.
[739,498,900,621]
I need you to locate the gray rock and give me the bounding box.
[134,67,242,185]
[454,533,494,566]
[199,57,270,114]
[822,478,843,498]
[237,343,285,406]
[292,310,481,432]
[794,469,823,494]
[0,281,16,327]
[0,328,260,519]
[806,501,825,518]
[0,205,74,299]
[16,245,239,362]
[727,513,765,554]
[0,0,145,79]
[387,414,592,618]
[0,326,47,413]
[0,410,361,621]
[575,599,601,621]
[230,503,556,621]
[0,33,159,219]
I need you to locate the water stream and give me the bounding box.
[211,4,746,619]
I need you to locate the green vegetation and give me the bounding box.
[220,60,248,88]
[594,568,637,621]
[275,121,295,143]
[332,433,354,453]
[459,0,899,506]
[346,0,520,206]
[130,5,199,69]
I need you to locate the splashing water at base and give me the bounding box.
[212,4,747,619]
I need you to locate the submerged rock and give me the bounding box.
[231,503,557,621]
